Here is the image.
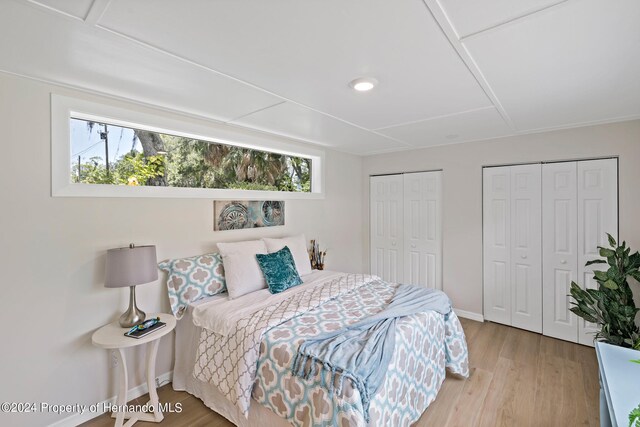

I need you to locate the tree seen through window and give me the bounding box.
[70,118,311,192]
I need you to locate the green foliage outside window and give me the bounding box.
[70,120,311,192]
[72,153,165,186]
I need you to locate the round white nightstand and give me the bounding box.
[92,313,176,427]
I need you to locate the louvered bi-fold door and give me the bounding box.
[403,171,442,289]
[370,174,404,283]
[483,164,542,332]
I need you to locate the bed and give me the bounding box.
[172,270,469,427]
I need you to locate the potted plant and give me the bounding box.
[569,234,640,349]
[569,235,640,426]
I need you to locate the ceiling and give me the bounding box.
[1,0,639,155]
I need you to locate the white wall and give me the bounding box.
[363,120,640,318]
[0,72,363,427]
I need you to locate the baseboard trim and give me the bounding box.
[48,371,173,427]
[454,308,484,323]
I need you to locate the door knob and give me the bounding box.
[521,255,527,259]
[560,260,567,264]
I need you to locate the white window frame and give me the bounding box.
[51,94,324,199]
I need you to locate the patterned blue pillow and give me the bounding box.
[158,253,226,319]
[256,246,303,294]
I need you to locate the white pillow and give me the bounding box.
[217,240,268,299]
[262,234,312,276]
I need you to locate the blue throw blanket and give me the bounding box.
[291,284,452,421]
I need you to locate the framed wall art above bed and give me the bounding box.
[214,200,285,231]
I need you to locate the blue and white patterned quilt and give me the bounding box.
[194,273,468,427]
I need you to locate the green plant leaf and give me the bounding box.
[578,303,597,316]
[573,234,640,350]
[622,305,638,317]
[607,233,617,247]
[600,248,615,258]
[585,259,607,266]
[629,404,640,427]
[571,307,598,323]
[630,252,640,268]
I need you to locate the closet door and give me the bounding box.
[403,171,442,289]
[542,162,579,342]
[483,167,512,325]
[577,159,618,346]
[510,164,542,333]
[370,175,404,283]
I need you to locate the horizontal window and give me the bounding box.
[70,118,312,192]
[51,95,324,199]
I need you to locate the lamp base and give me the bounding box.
[119,285,146,328]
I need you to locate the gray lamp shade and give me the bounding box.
[105,245,158,288]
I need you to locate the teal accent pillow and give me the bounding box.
[158,253,226,319]
[256,246,303,294]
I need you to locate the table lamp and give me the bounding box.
[105,244,158,328]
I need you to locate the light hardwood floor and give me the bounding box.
[82,318,599,427]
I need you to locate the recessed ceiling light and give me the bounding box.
[349,77,378,92]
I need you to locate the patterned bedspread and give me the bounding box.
[193,273,468,427]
